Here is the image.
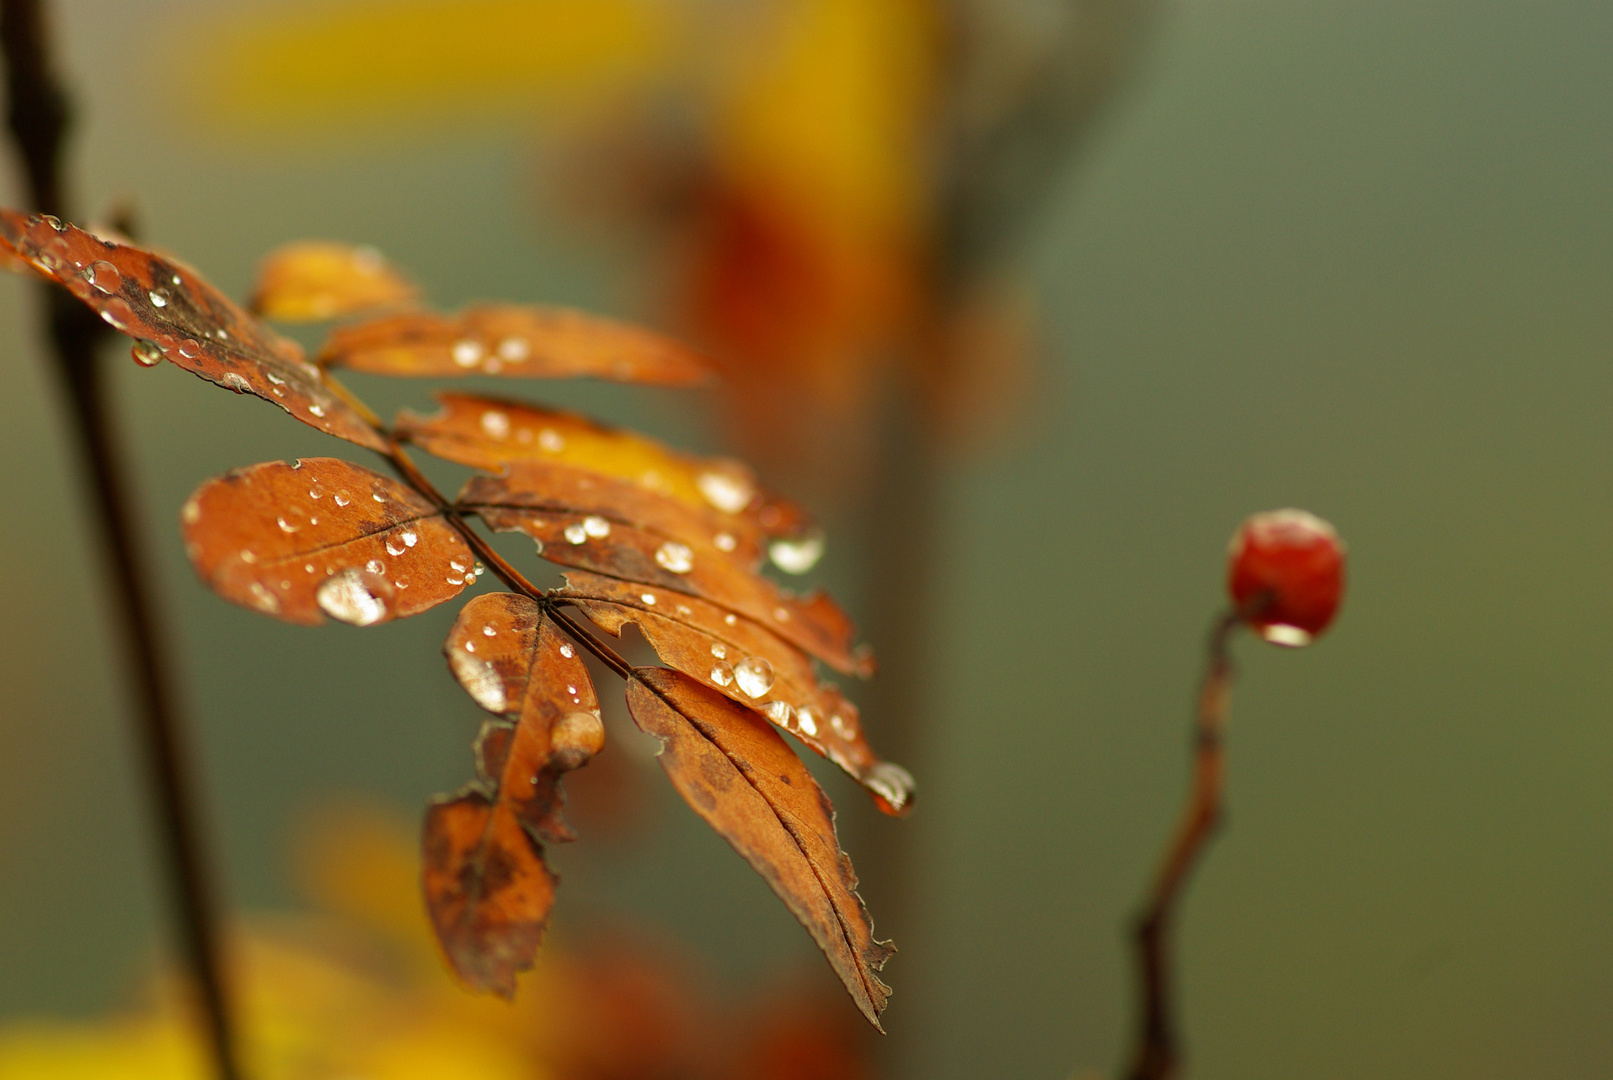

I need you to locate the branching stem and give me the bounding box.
[1,2,239,1077]
[1125,611,1243,1080]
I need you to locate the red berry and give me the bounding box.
[1226,509,1345,646]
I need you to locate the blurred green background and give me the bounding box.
[1,0,1610,1077]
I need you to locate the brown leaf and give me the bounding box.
[181,457,472,625]
[317,303,712,385]
[397,392,817,567]
[426,593,604,996]
[467,498,871,678]
[560,570,913,816]
[625,668,894,1028]
[0,209,386,451]
[250,240,418,322]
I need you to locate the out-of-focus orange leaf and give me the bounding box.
[317,303,711,385]
[0,210,387,452]
[181,457,473,626]
[425,593,604,996]
[250,240,418,322]
[561,570,912,815]
[625,668,894,1028]
[397,392,817,566]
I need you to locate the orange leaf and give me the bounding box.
[626,668,894,1028]
[317,303,711,385]
[0,209,386,451]
[181,457,472,625]
[561,570,912,815]
[425,593,603,996]
[250,240,418,322]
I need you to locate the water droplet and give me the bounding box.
[641,593,657,605]
[216,328,228,340]
[402,530,418,547]
[713,532,737,552]
[450,651,507,713]
[451,339,484,367]
[551,710,605,766]
[334,492,350,506]
[564,522,588,544]
[866,762,916,814]
[1260,624,1314,647]
[148,288,169,308]
[372,492,386,503]
[317,569,393,626]
[769,531,825,574]
[394,578,409,589]
[655,541,693,574]
[308,485,325,500]
[365,559,385,574]
[308,516,319,525]
[676,604,692,616]
[733,656,774,699]
[583,516,611,538]
[308,403,326,417]
[797,707,819,737]
[773,607,790,622]
[86,260,121,294]
[766,701,793,724]
[247,582,281,613]
[177,338,201,359]
[497,336,530,361]
[696,467,755,513]
[449,560,466,573]
[130,339,163,367]
[385,534,406,556]
[559,642,574,657]
[710,662,734,687]
[830,713,851,735]
[481,410,510,439]
[724,614,737,626]
[181,498,201,525]
[482,625,497,637]
[223,372,250,393]
[464,641,476,653]
[171,274,182,286]
[710,643,727,659]
[277,515,300,534]
[304,564,316,574]
[446,574,465,586]
[100,297,134,331]
[538,428,565,452]
[238,549,258,564]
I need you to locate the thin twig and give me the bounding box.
[1126,611,1242,1080]
[0,2,239,1077]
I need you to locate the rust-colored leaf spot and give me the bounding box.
[561,570,912,816]
[317,303,712,385]
[181,457,473,626]
[626,668,894,1028]
[398,392,817,566]
[0,209,385,451]
[250,240,418,322]
[425,593,603,995]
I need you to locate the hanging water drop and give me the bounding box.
[696,467,755,513]
[223,372,251,393]
[797,707,819,737]
[655,541,693,574]
[766,701,793,724]
[866,762,916,815]
[768,531,825,574]
[733,656,774,699]
[130,339,163,367]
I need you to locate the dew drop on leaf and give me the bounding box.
[696,467,755,513]
[733,656,774,699]
[449,650,507,713]
[538,428,565,452]
[247,581,281,614]
[797,707,819,737]
[583,515,611,538]
[316,568,393,626]
[564,522,588,544]
[654,541,693,574]
[713,532,737,552]
[766,700,793,724]
[100,297,134,331]
[86,260,121,294]
[480,410,511,439]
[496,336,530,362]
[866,762,916,815]
[768,531,825,575]
[452,339,484,367]
[148,288,169,307]
[130,339,163,367]
[710,662,734,687]
[223,372,251,393]
[710,643,726,659]
[558,643,573,657]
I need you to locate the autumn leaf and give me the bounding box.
[317,303,711,385]
[181,457,473,625]
[0,209,386,451]
[625,668,894,1028]
[425,593,604,996]
[250,240,418,322]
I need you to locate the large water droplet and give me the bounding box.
[402,530,418,547]
[797,707,819,737]
[583,516,611,538]
[316,569,394,626]
[334,492,351,506]
[765,701,793,724]
[130,339,163,367]
[710,662,734,687]
[769,531,825,574]
[564,522,588,544]
[385,534,407,556]
[451,339,484,368]
[87,260,121,294]
[223,372,251,393]
[696,467,755,513]
[655,541,693,574]
[733,656,774,699]
[148,288,169,308]
[481,410,510,439]
[177,338,202,359]
[450,651,507,713]
[866,762,916,815]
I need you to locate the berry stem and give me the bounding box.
[1125,610,1242,1080]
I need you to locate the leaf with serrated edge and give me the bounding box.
[468,501,871,678]
[425,594,603,995]
[626,668,893,1027]
[181,458,472,626]
[318,303,711,385]
[0,209,385,451]
[250,240,418,322]
[560,570,911,816]
[397,393,814,563]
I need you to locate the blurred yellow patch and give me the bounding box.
[251,241,418,321]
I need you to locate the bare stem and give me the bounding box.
[1125,611,1242,1080]
[1,2,239,1076]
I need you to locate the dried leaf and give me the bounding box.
[0,209,386,452]
[181,457,473,625]
[625,668,894,1028]
[397,392,816,566]
[467,498,870,678]
[425,593,604,995]
[250,240,418,321]
[560,570,912,816]
[318,303,711,385]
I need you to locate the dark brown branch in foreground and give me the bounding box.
[1,3,240,1077]
[1126,611,1242,1080]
